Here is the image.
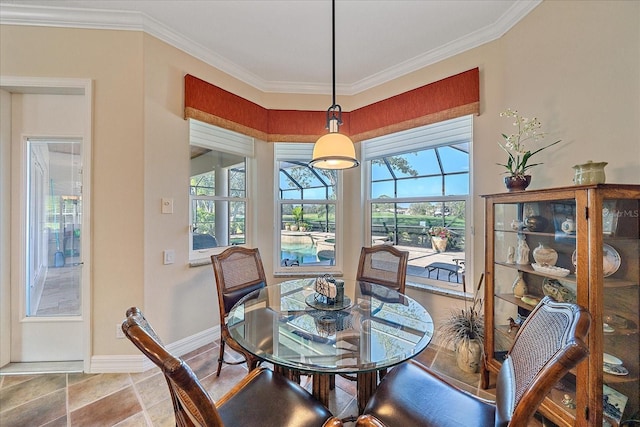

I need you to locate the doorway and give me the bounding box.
[0,77,92,371]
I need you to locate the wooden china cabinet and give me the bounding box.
[482,184,640,427]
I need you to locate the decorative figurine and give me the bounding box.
[562,394,576,409]
[506,246,516,264]
[516,234,530,265]
[508,317,521,333]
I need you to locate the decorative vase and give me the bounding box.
[456,338,482,373]
[573,160,607,185]
[512,271,528,297]
[504,175,531,192]
[431,236,448,253]
[532,243,558,266]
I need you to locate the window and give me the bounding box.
[275,143,341,274]
[189,120,254,259]
[363,115,472,288]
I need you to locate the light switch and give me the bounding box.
[161,198,173,214]
[163,249,175,265]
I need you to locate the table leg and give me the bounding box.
[274,366,301,384]
[357,371,378,414]
[312,373,331,408]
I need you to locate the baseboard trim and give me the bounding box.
[89,325,220,373]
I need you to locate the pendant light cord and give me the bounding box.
[332,0,336,108]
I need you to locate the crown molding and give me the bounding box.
[1,1,541,95]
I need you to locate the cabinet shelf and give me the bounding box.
[496,293,539,310]
[484,184,640,427]
[495,261,576,282]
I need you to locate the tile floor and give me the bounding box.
[0,339,494,427]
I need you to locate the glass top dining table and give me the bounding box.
[227,278,434,413]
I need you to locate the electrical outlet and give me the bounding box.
[116,323,125,339]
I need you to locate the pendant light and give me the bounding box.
[309,0,359,170]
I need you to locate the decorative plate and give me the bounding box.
[572,243,621,277]
[603,363,629,376]
[531,263,570,277]
[603,353,623,365]
[305,293,351,311]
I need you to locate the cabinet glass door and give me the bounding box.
[492,198,580,421]
[600,197,639,426]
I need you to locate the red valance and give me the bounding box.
[184,68,479,143]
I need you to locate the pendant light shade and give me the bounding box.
[309,0,359,170]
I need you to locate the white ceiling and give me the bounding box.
[0,0,541,94]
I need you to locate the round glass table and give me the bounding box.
[227,278,434,413]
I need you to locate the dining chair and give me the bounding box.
[121,307,343,427]
[354,245,409,383]
[211,246,267,376]
[355,296,591,427]
[356,245,409,293]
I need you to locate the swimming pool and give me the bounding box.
[281,236,335,265]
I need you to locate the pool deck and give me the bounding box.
[281,231,464,284]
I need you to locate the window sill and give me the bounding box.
[274,270,344,278]
[189,258,212,268]
[406,280,472,301]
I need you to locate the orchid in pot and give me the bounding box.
[497,108,561,191]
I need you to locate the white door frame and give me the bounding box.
[0,76,92,372]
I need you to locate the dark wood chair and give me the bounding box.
[122,307,342,427]
[211,246,267,376]
[355,296,591,427]
[356,245,409,293]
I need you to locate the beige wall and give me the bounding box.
[0,89,11,366]
[1,0,638,360]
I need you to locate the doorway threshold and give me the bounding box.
[0,361,83,375]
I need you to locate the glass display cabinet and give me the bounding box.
[482,184,639,427]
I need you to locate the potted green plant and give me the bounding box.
[291,206,303,229]
[299,221,310,232]
[438,274,485,373]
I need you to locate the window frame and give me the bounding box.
[362,116,473,290]
[188,119,256,262]
[274,143,343,276]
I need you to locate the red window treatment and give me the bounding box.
[184,67,479,143]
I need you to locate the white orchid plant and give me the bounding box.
[497,108,561,178]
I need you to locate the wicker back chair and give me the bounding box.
[356,245,409,293]
[356,296,591,427]
[122,307,342,427]
[211,246,267,376]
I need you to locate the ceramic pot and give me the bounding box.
[573,160,607,185]
[504,175,531,192]
[533,243,558,266]
[431,236,448,253]
[561,217,576,234]
[512,271,528,297]
[456,338,483,373]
